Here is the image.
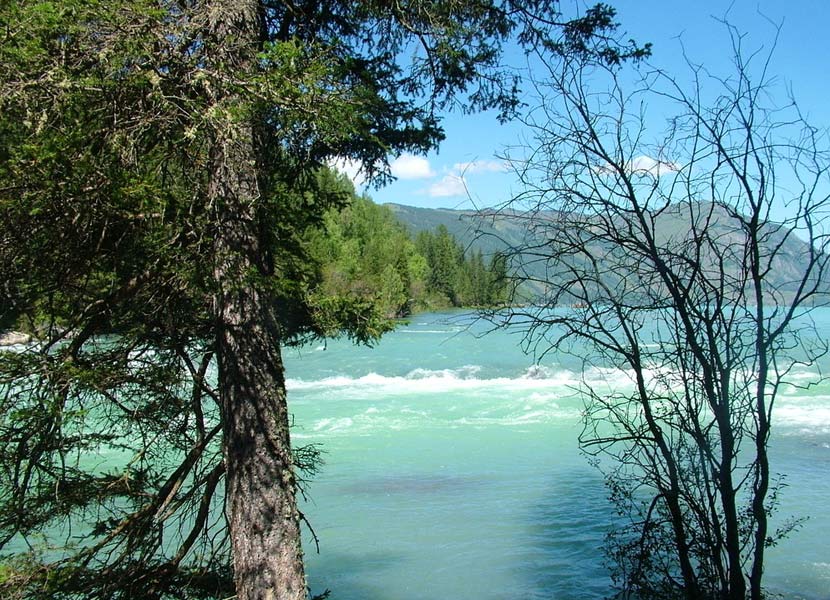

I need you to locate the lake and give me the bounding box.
[286,310,830,600]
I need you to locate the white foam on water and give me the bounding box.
[289,361,830,436]
[301,413,423,436]
[299,398,581,436]
[287,364,582,397]
[525,391,561,404]
[775,403,830,434]
[288,364,587,436]
[785,368,823,382]
[311,417,354,432]
[452,405,579,428]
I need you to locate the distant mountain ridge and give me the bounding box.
[385,203,524,257]
[385,202,828,302]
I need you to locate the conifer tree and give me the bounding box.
[0,1,645,597]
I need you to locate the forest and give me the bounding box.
[0,167,507,337]
[306,172,509,321]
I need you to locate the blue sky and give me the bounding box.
[338,1,830,210]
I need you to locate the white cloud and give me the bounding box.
[427,174,467,198]
[390,153,435,179]
[419,158,506,198]
[627,155,680,177]
[452,159,508,175]
[328,157,367,188]
[594,155,680,178]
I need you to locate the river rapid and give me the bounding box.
[287,310,830,600]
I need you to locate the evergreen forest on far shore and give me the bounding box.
[306,170,509,321]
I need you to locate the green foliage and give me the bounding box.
[0,0,645,597]
[415,226,509,309]
[307,194,510,317]
[304,176,415,320]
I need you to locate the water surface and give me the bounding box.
[287,310,830,599]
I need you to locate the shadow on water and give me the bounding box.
[306,549,407,600]
[518,457,830,600]
[303,472,480,600]
[515,467,616,600]
[304,467,617,600]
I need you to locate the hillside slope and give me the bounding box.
[385,203,525,258]
[386,202,828,302]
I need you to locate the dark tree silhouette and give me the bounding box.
[494,25,830,600]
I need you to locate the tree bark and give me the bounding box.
[206,1,307,598]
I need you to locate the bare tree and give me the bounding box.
[495,26,830,600]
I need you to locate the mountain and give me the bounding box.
[385,203,526,258]
[385,202,829,303]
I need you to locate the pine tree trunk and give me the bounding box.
[206,1,307,598]
[214,218,307,600]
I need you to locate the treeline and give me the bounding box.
[0,169,505,337]
[307,173,508,318]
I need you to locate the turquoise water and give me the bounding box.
[287,311,830,600]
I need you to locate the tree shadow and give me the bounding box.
[305,549,407,600]
[304,468,616,600]
[514,467,616,600]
